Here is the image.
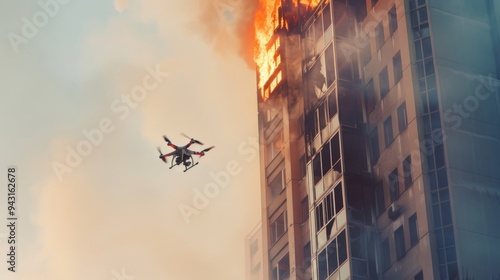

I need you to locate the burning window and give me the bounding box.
[255,0,322,101]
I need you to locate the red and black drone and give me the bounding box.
[157,133,215,172]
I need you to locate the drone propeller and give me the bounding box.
[157,147,167,163]
[201,146,215,153]
[181,132,204,145]
[163,135,171,143]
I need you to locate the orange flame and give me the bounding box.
[254,0,322,100]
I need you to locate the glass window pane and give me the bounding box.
[395,225,406,259]
[437,168,448,188]
[434,144,445,169]
[403,156,413,188]
[393,52,403,83]
[328,90,337,118]
[425,58,435,76]
[325,44,335,87]
[443,226,455,247]
[389,6,398,35]
[316,202,325,231]
[441,201,452,226]
[384,116,394,147]
[422,37,432,58]
[318,249,328,280]
[428,89,439,112]
[415,40,423,60]
[398,102,408,133]
[337,230,347,264]
[418,7,428,23]
[323,3,332,32]
[327,238,338,273]
[409,213,419,246]
[379,67,390,98]
[322,142,332,176]
[334,183,344,213]
[313,154,322,185]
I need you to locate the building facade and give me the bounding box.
[249,0,500,279]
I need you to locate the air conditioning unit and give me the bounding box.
[388,203,402,220]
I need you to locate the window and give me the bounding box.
[365,79,376,113]
[397,102,408,133]
[317,102,328,131]
[381,238,390,270]
[384,116,393,147]
[393,51,403,83]
[269,170,285,199]
[403,156,413,188]
[375,22,384,50]
[271,253,290,280]
[301,196,309,223]
[328,91,337,119]
[266,131,283,164]
[375,181,385,215]
[317,229,348,279]
[312,134,342,185]
[325,44,336,88]
[334,183,344,213]
[316,202,325,231]
[270,211,287,245]
[370,128,380,164]
[322,144,331,176]
[409,213,419,246]
[379,67,389,98]
[389,168,399,202]
[250,240,258,256]
[389,5,398,35]
[395,225,406,259]
[299,155,306,180]
[330,134,341,168]
[304,242,311,268]
[315,186,342,231]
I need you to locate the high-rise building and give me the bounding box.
[248,0,500,279]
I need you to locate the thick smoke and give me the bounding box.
[186,0,259,67]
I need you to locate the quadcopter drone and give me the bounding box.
[157,133,215,172]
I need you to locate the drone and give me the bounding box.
[157,133,215,172]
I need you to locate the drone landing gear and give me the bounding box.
[183,162,199,172]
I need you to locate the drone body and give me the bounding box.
[158,133,215,172]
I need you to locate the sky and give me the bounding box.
[0,0,262,279]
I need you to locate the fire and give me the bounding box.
[254,0,322,100]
